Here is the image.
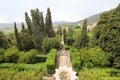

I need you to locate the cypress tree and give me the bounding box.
[31,9,43,51]
[21,22,25,32]
[34,8,45,36]
[40,12,46,36]
[45,8,54,37]
[81,19,89,47]
[57,25,62,36]
[25,12,33,34]
[63,28,67,44]
[73,19,89,49]
[14,22,21,50]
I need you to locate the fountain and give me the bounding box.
[53,50,78,80]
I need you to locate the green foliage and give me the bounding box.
[0,63,46,71]
[31,9,43,51]
[79,70,96,80]
[79,47,109,68]
[19,32,34,51]
[45,8,54,37]
[35,54,47,62]
[42,37,61,53]
[14,22,34,51]
[70,49,80,72]
[73,19,89,49]
[63,28,67,44]
[91,4,120,68]
[0,69,43,80]
[55,34,62,42]
[14,22,21,50]
[67,27,74,37]
[72,28,81,39]
[25,12,33,34]
[46,49,57,74]
[0,48,5,63]
[0,48,5,55]
[0,31,9,49]
[66,37,74,46]
[57,25,62,36]
[7,33,16,46]
[3,46,20,63]
[71,47,109,71]
[79,68,120,80]
[18,49,38,63]
[21,22,26,32]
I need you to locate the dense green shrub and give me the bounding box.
[0,63,46,72]
[35,54,47,62]
[71,47,109,71]
[55,34,62,41]
[0,56,3,63]
[79,68,120,80]
[79,70,96,80]
[73,19,89,49]
[66,37,74,46]
[0,48,5,55]
[42,37,61,53]
[0,48,5,63]
[46,49,57,74]
[18,32,34,51]
[0,69,43,80]
[0,31,9,49]
[3,46,20,63]
[70,49,81,72]
[79,47,110,68]
[18,49,37,63]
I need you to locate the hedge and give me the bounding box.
[35,54,47,62]
[0,63,46,71]
[79,67,120,80]
[70,48,81,72]
[46,49,57,74]
[0,69,43,80]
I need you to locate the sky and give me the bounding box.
[0,0,120,23]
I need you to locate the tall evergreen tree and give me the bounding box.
[63,28,67,44]
[21,22,25,32]
[33,8,45,36]
[40,12,45,36]
[91,4,120,67]
[25,12,33,34]
[73,19,89,49]
[45,8,54,37]
[31,9,43,50]
[14,22,21,50]
[57,25,62,36]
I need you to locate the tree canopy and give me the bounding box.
[91,4,120,68]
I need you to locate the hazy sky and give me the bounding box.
[0,0,120,23]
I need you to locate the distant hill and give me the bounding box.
[53,12,103,26]
[75,12,103,26]
[53,21,73,25]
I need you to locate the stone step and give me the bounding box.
[43,76,55,80]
